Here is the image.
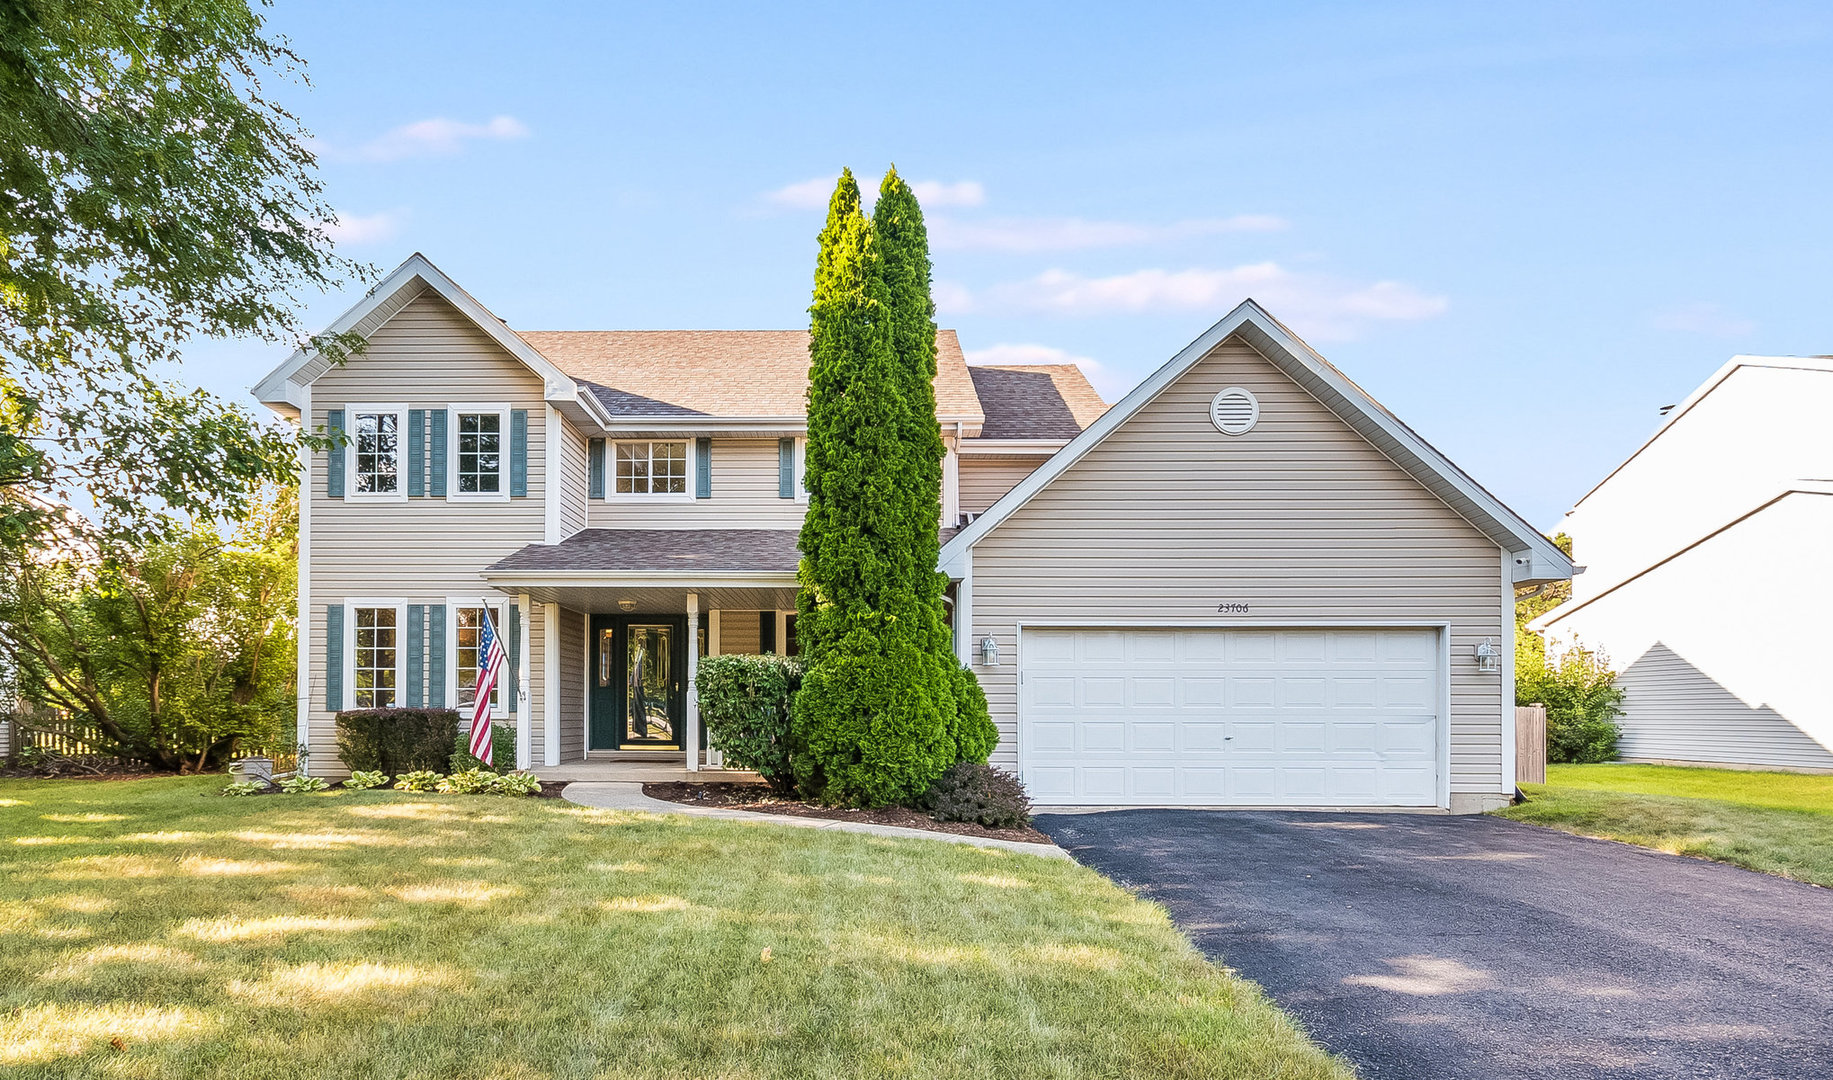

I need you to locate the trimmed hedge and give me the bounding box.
[335,708,458,774]
[792,625,955,808]
[451,723,517,773]
[697,654,802,793]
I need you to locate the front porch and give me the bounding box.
[534,752,764,785]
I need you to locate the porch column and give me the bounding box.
[685,591,700,772]
[543,602,560,768]
[516,592,534,770]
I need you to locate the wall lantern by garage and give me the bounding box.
[979,636,1000,667]
[1473,638,1501,674]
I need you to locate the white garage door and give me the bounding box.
[1020,627,1442,806]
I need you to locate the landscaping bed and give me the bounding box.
[643,781,1053,844]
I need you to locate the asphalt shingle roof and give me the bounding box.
[967,364,1108,439]
[488,529,803,573]
[517,329,986,423]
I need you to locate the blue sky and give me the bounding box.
[197,1,1833,529]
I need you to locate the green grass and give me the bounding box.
[0,777,1346,1079]
[1496,763,1833,887]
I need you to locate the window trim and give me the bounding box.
[345,403,409,503]
[445,596,509,715]
[794,437,808,503]
[344,599,406,711]
[446,402,513,503]
[606,439,696,502]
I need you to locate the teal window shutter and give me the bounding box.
[429,409,448,496]
[405,605,425,707]
[428,604,447,708]
[778,439,795,498]
[506,603,520,714]
[588,439,605,499]
[407,411,426,497]
[326,410,346,498]
[510,410,529,497]
[696,438,712,499]
[324,604,344,711]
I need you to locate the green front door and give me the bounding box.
[589,614,687,750]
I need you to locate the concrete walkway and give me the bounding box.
[562,781,1070,859]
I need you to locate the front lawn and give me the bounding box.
[0,777,1347,1079]
[1496,763,1833,887]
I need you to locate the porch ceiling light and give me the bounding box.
[1474,638,1501,674]
[618,599,637,612]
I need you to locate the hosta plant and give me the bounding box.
[393,770,443,793]
[219,780,265,797]
[343,770,390,790]
[279,775,330,794]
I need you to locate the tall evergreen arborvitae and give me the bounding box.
[791,168,991,807]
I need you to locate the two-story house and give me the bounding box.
[258,253,1569,812]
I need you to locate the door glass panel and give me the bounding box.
[625,624,674,742]
[598,629,613,687]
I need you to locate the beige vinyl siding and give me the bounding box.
[558,420,590,539]
[967,336,1508,796]
[523,607,547,767]
[717,612,762,655]
[959,454,1052,516]
[588,439,805,530]
[302,291,552,772]
[559,608,586,762]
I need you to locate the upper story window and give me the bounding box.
[453,409,506,497]
[353,410,402,495]
[615,440,688,496]
[352,606,398,708]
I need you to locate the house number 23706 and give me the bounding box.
[1216,602,1250,614]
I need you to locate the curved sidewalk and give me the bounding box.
[562,781,1070,859]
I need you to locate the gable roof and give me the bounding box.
[1570,355,1833,511]
[967,364,1107,439]
[939,299,1575,586]
[251,253,610,428]
[517,329,986,425]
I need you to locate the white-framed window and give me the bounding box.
[448,600,508,713]
[448,404,511,501]
[612,440,691,498]
[347,602,404,709]
[347,404,407,500]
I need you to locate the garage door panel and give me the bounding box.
[1021,627,1441,806]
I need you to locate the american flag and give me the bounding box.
[469,607,507,767]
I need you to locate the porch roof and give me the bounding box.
[487,528,802,574]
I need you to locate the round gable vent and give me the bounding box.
[1209,387,1260,435]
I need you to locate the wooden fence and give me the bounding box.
[3,711,296,773]
[1515,703,1547,785]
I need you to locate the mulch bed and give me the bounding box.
[642,781,1053,845]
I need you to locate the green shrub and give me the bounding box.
[792,626,954,808]
[450,724,516,774]
[492,771,542,797]
[279,775,329,794]
[343,770,389,790]
[947,662,998,764]
[1518,633,1625,764]
[917,762,1030,828]
[698,654,803,793]
[220,780,264,797]
[437,769,499,794]
[393,770,442,793]
[335,708,458,774]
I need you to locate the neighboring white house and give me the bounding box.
[256,253,1571,812]
[1537,356,1833,771]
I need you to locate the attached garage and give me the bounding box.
[1020,627,1443,806]
[940,300,1574,813]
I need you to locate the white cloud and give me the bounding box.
[953,263,1448,341]
[760,176,984,212]
[320,211,400,246]
[762,176,839,210]
[328,116,530,163]
[909,180,986,208]
[930,214,1285,253]
[1650,302,1755,338]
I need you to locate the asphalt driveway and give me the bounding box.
[1037,810,1833,1080]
